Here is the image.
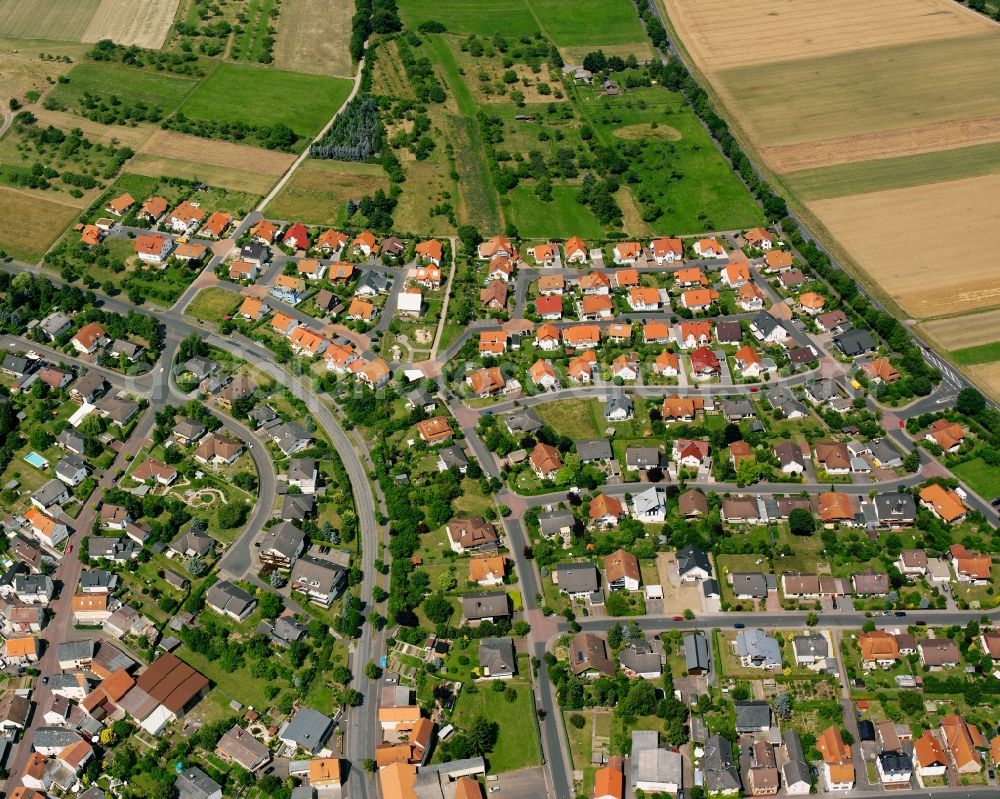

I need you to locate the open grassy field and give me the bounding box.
[808,173,1000,318]
[127,155,278,195]
[448,680,541,773]
[578,85,763,233]
[504,184,604,239]
[0,187,79,261]
[949,343,1000,366]
[526,0,648,50]
[177,63,352,140]
[715,34,1000,149]
[49,62,199,116]
[0,0,100,41]
[185,288,243,324]
[81,0,181,48]
[0,39,85,106]
[264,159,389,225]
[952,458,1000,501]
[397,0,540,37]
[784,140,1000,200]
[30,109,157,148]
[661,0,992,72]
[273,0,354,77]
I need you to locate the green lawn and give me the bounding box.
[952,458,1000,500]
[448,681,541,773]
[535,398,602,439]
[178,63,352,140]
[527,0,647,48]
[950,341,1000,366]
[185,288,242,325]
[397,0,541,37]
[576,85,763,234]
[49,63,199,116]
[504,184,606,239]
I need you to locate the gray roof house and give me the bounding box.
[356,270,390,295]
[735,700,772,732]
[173,418,207,444]
[216,725,272,772]
[735,629,781,669]
[280,493,315,522]
[835,329,876,357]
[437,445,469,472]
[625,446,660,471]
[618,640,662,679]
[791,633,830,664]
[576,439,613,463]
[538,508,575,538]
[683,632,710,674]
[72,370,107,402]
[205,580,257,621]
[39,311,72,340]
[406,388,435,413]
[478,637,516,679]
[632,485,666,522]
[278,707,334,754]
[183,357,219,381]
[722,398,755,421]
[33,726,85,756]
[873,493,916,527]
[57,428,86,455]
[553,563,599,597]
[731,572,769,599]
[677,545,712,581]
[782,729,812,793]
[290,556,347,607]
[259,521,306,568]
[55,455,88,486]
[271,421,312,456]
[461,591,510,622]
[31,479,70,510]
[88,537,139,561]
[56,639,96,669]
[176,766,223,799]
[287,457,318,492]
[604,393,633,421]
[702,734,741,795]
[504,407,543,434]
[170,528,215,558]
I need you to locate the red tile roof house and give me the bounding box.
[527,242,555,266]
[198,211,232,239]
[689,346,720,380]
[613,241,642,265]
[72,322,109,355]
[564,236,588,264]
[478,235,513,260]
[138,196,168,223]
[534,323,561,351]
[283,222,310,251]
[250,219,279,244]
[535,294,563,320]
[134,233,173,264]
[693,238,726,259]
[673,439,710,470]
[487,255,517,282]
[167,201,205,234]
[589,494,625,527]
[650,236,683,264]
[315,228,348,254]
[415,239,443,266]
[530,442,562,480]
[105,192,135,217]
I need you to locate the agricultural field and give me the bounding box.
[397,0,540,38]
[0,40,85,107]
[177,63,352,141]
[29,109,157,149]
[0,186,79,261]
[80,0,181,48]
[131,130,295,194]
[0,0,101,41]
[228,0,278,63]
[809,173,1000,319]
[272,0,354,77]
[264,159,389,226]
[921,310,1000,353]
[659,0,1000,343]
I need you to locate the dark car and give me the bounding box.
[915,620,927,626]
[734,623,746,629]
[894,611,906,617]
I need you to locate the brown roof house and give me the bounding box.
[445,517,498,554]
[569,632,615,677]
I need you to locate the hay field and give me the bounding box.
[273,0,354,78]
[264,160,389,226]
[661,0,992,72]
[764,115,1000,172]
[0,186,79,262]
[140,130,295,175]
[920,310,1000,352]
[0,0,100,41]
[0,41,84,105]
[126,155,278,195]
[715,34,1000,149]
[963,362,1000,403]
[81,0,180,48]
[809,173,1000,318]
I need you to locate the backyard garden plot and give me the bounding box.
[660,0,993,73]
[0,186,79,261]
[177,63,353,141]
[0,0,100,41]
[808,172,1000,319]
[81,0,181,48]
[264,159,390,226]
[714,33,1000,150]
[272,0,355,77]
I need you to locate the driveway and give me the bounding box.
[487,766,549,799]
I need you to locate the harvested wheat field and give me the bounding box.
[273,0,354,77]
[81,0,180,48]
[0,0,99,41]
[809,173,1000,319]
[964,362,1000,403]
[140,130,296,176]
[0,41,84,106]
[265,159,390,226]
[127,155,279,195]
[715,33,1000,149]
[920,310,1000,352]
[662,0,992,72]
[0,186,79,262]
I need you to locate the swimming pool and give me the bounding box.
[24,451,48,469]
